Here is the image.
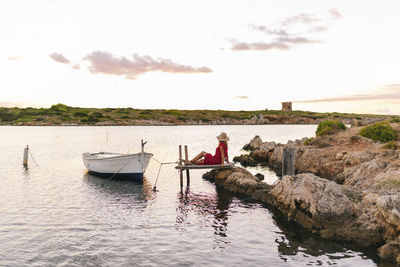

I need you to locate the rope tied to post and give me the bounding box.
[28,148,40,167]
[151,157,178,191]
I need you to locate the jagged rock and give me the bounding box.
[378,241,400,263]
[344,150,376,167]
[259,141,276,152]
[202,167,272,198]
[242,143,251,151]
[267,145,284,173]
[255,173,264,180]
[250,150,268,162]
[270,174,355,225]
[377,195,400,231]
[295,149,322,174]
[229,124,400,263]
[336,152,347,160]
[232,154,258,167]
[248,136,263,151]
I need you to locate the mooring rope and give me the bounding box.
[28,148,40,167]
[103,155,137,183]
[151,157,178,191]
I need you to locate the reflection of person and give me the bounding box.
[186,132,230,166]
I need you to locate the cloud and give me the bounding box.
[277,36,319,44]
[295,85,400,103]
[232,9,339,52]
[229,37,317,51]
[49,53,70,64]
[329,8,342,19]
[6,56,22,61]
[83,51,212,79]
[230,41,290,51]
[71,64,80,70]
[282,13,320,25]
[308,26,329,33]
[233,96,250,100]
[249,24,289,36]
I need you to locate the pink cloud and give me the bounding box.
[83,51,212,79]
[329,9,342,19]
[295,85,400,103]
[230,41,290,51]
[49,53,70,64]
[233,96,250,99]
[6,56,22,61]
[282,13,320,25]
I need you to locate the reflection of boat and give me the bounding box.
[83,172,154,204]
[82,140,153,181]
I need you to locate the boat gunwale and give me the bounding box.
[83,152,153,161]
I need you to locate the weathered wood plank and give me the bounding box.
[175,163,234,170]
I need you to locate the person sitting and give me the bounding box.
[186,132,230,165]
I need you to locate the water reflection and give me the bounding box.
[83,172,155,205]
[176,186,251,250]
[266,202,390,266]
[176,185,390,266]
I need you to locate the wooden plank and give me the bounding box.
[175,163,234,170]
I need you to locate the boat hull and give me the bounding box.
[87,170,144,181]
[82,152,153,182]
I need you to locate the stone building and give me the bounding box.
[281,102,292,111]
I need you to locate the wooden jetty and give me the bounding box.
[175,145,234,189]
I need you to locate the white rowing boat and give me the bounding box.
[82,140,153,181]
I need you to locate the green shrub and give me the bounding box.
[390,117,400,123]
[383,141,399,150]
[92,112,103,118]
[0,110,17,122]
[177,116,187,122]
[303,137,314,146]
[73,111,88,117]
[316,120,346,136]
[359,121,398,143]
[50,103,70,112]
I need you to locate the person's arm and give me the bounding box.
[220,146,225,165]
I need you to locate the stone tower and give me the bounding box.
[281,102,292,111]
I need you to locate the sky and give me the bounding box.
[1,0,400,114]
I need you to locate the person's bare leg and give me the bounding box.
[185,151,206,165]
[192,159,204,165]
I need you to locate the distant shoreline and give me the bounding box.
[0,103,394,126]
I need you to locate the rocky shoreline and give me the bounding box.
[203,125,400,264]
[3,113,388,126]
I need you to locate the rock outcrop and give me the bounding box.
[215,125,400,264]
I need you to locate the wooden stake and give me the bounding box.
[179,145,183,189]
[23,145,29,167]
[184,145,190,186]
[282,147,295,177]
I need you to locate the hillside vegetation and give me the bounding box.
[0,103,394,126]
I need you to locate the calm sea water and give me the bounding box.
[0,125,389,266]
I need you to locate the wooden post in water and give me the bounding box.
[179,145,183,189]
[184,145,190,186]
[282,147,295,177]
[23,145,29,167]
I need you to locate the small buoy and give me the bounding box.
[23,145,29,167]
